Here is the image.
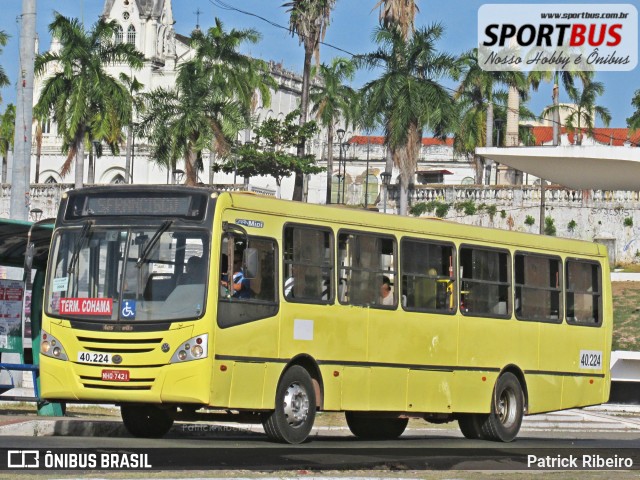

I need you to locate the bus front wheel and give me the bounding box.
[262,365,316,444]
[121,404,174,438]
[345,412,408,440]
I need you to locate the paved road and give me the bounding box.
[1,406,639,470]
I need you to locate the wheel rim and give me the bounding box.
[497,387,517,427]
[283,382,310,428]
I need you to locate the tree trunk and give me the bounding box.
[485,102,494,148]
[505,85,520,184]
[184,149,197,185]
[552,73,560,146]
[35,122,42,183]
[2,155,7,183]
[124,123,133,183]
[325,122,334,204]
[293,48,313,202]
[75,140,85,189]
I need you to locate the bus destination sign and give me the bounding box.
[66,193,208,219]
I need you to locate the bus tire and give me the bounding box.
[457,413,487,439]
[481,372,524,442]
[262,365,316,444]
[121,404,174,438]
[345,412,408,440]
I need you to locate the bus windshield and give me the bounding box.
[44,224,209,322]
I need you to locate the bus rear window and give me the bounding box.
[566,260,602,326]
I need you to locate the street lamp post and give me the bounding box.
[336,129,345,204]
[172,169,184,184]
[364,137,370,208]
[381,172,392,214]
[341,141,350,204]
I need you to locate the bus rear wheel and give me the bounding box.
[457,413,487,439]
[121,404,174,438]
[480,372,524,442]
[262,365,316,444]
[345,412,408,440]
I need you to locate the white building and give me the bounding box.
[21,0,472,207]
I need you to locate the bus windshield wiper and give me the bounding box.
[68,220,94,274]
[136,220,173,268]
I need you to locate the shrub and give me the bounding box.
[409,201,450,218]
[567,219,577,232]
[500,210,507,219]
[524,215,535,226]
[486,205,497,221]
[624,217,633,227]
[455,200,477,215]
[544,216,556,236]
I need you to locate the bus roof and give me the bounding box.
[222,191,605,258]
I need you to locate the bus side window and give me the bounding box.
[283,225,334,304]
[459,245,511,318]
[338,231,397,308]
[401,238,456,314]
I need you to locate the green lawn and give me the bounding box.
[612,282,640,351]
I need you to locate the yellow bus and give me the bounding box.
[40,186,612,443]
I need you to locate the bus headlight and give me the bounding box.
[170,334,208,363]
[40,330,68,361]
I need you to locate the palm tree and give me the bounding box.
[374,0,419,40]
[140,20,271,186]
[626,89,640,132]
[529,69,593,145]
[34,14,144,188]
[284,0,336,201]
[542,80,611,145]
[356,24,459,215]
[455,49,527,182]
[140,64,248,186]
[190,19,274,114]
[0,103,15,183]
[0,30,9,102]
[119,74,144,184]
[310,57,356,204]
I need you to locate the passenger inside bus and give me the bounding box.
[379,276,394,306]
[221,257,251,299]
[178,256,204,285]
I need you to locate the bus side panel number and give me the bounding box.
[77,352,110,364]
[579,350,602,370]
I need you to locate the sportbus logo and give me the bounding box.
[478,3,637,71]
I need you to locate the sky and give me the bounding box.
[0,0,638,128]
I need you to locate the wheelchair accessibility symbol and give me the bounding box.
[121,301,136,319]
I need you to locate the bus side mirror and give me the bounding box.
[24,242,35,272]
[243,248,259,279]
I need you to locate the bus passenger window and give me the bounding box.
[514,253,562,323]
[283,225,333,303]
[401,238,456,313]
[459,246,511,318]
[566,260,601,326]
[338,231,397,308]
[217,234,278,328]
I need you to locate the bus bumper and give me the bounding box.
[39,355,211,405]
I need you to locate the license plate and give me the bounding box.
[77,352,110,364]
[101,369,130,382]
